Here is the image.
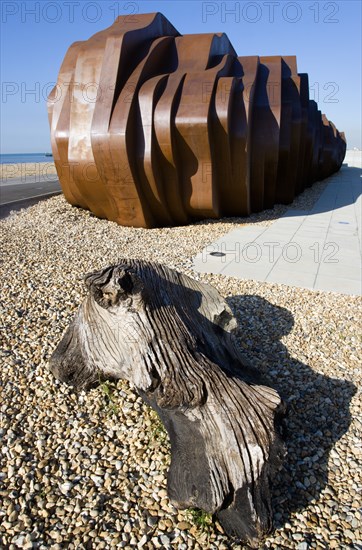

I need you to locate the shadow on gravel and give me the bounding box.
[226,294,357,536]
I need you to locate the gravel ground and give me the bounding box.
[0,186,361,550]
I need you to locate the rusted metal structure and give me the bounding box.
[48,12,346,228]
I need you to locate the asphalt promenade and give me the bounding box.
[0,176,61,218]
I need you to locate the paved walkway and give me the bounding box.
[193,152,361,296]
[0,177,61,219]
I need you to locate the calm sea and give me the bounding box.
[0,153,53,164]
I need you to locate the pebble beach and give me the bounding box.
[0,163,58,181]
[0,180,361,549]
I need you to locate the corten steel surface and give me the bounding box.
[48,12,346,228]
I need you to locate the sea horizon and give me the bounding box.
[0,153,53,164]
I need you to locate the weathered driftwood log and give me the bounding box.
[49,260,286,545]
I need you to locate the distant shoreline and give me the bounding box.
[0,162,57,181]
[0,153,54,164]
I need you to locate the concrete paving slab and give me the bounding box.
[193,151,361,296]
[317,262,361,281]
[314,275,361,295]
[265,270,316,288]
[222,260,273,280]
[193,226,269,273]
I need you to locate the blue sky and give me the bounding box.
[1,0,361,152]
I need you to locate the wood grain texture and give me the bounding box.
[49,260,286,545]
